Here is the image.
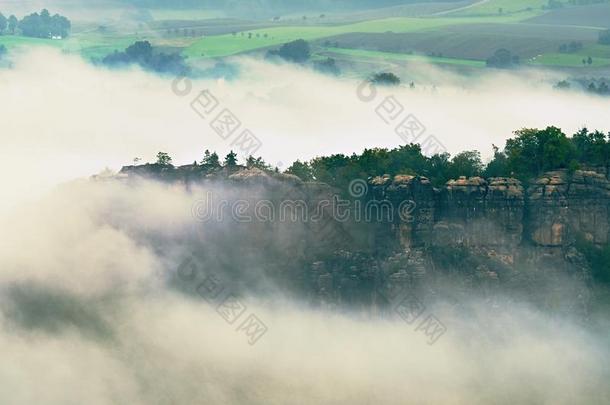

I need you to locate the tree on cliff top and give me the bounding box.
[450,151,483,178]
[246,156,271,170]
[156,151,172,166]
[201,149,220,167]
[286,160,314,181]
[135,126,608,190]
[502,127,575,180]
[483,145,509,178]
[224,150,238,167]
[572,128,609,168]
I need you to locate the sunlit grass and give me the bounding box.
[528,52,610,67]
[0,35,60,50]
[184,13,543,58]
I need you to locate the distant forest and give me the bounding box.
[0,9,70,39]
[101,40,188,75]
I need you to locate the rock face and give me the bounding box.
[436,176,524,249]
[343,169,607,313]
[369,174,435,249]
[366,170,609,252]
[117,165,609,313]
[528,170,610,247]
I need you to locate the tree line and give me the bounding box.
[0,9,70,38]
[285,126,610,190]
[153,150,267,170]
[145,126,610,191]
[101,40,189,75]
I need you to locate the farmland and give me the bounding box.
[526,3,610,28]
[0,36,60,50]
[321,46,485,67]
[299,0,474,21]
[183,13,543,58]
[314,21,603,61]
[529,53,610,67]
[449,0,553,16]
[1,1,610,71]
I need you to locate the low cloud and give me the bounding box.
[2,48,610,211]
[0,178,607,404]
[1,49,610,403]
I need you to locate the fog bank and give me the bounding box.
[2,48,610,402]
[0,178,608,404]
[2,48,610,211]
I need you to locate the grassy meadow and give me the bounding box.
[1,1,610,70]
[183,13,544,58]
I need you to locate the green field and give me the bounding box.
[183,13,543,58]
[3,1,609,71]
[530,53,610,67]
[316,20,604,63]
[451,0,555,16]
[322,46,486,67]
[0,35,62,50]
[579,44,610,59]
[526,3,610,28]
[0,32,191,60]
[527,40,610,67]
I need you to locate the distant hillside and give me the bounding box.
[121,0,468,13]
[526,3,610,28]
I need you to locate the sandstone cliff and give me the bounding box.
[118,164,608,314]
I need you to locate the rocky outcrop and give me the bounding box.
[528,170,610,247]
[347,169,606,313]
[369,174,435,249]
[366,170,609,252]
[435,176,524,249]
[117,165,609,314]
